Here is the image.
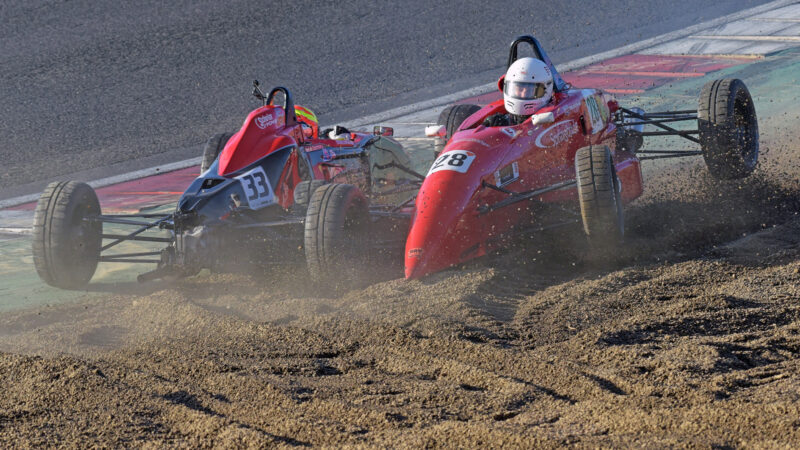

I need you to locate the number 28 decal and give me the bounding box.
[427,150,476,176]
[236,166,275,209]
[584,95,605,134]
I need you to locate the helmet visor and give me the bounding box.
[504,81,547,100]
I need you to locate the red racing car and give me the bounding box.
[404,35,758,279]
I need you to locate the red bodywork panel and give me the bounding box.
[405,88,643,279]
[215,105,306,208]
[218,106,302,176]
[213,105,377,210]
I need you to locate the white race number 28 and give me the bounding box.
[236,166,275,209]
[585,95,604,134]
[427,150,476,176]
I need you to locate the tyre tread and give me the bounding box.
[698,78,758,179]
[32,181,101,289]
[304,183,367,286]
[575,145,623,243]
[437,104,481,140]
[200,132,233,173]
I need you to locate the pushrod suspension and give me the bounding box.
[639,151,702,161]
[478,179,577,214]
[99,215,172,251]
[99,251,162,264]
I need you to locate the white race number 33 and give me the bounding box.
[236,166,275,209]
[427,150,476,176]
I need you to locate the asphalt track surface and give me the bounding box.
[0,0,771,197]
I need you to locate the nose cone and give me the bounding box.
[404,210,457,279]
[404,249,428,279]
[404,130,515,279]
[404,171,481,280]
[404,227,448,279]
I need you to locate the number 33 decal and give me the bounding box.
[427,150,476,176]
[236,166,275,209]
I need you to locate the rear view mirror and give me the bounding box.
[252,80,267,105]
[425,125,446,137]
[373,126,394,136]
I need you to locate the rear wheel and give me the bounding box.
[304,184,370,289]
[32,181,102,289]
[575,146,624,251]
[438,104,481,141]
[698,78,759,179]
[200,132,233,173]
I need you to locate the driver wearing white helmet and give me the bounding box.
[484,57,554,127]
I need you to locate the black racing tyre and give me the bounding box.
[575,146,624,249]
[304,183,369,289]
[698,78,759,179]
[293,180,328,207]
[32,181,102,289]
[200,132,233,173]
[437,104,481,141]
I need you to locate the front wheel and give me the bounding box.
[32,181,102,289]
[437,104,481,141]
[575,146,624,252]
[304,183,370,290]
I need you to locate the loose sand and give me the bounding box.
[2,126,799,447]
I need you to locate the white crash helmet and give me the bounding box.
[503,57,554,116]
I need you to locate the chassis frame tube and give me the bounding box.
[89,215,173,252]
[617,107,701,144]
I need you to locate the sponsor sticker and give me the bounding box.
[535,120,578,148]
[322,148,336,162]
[236,166,275,209]
[255,113,277,129]
[305,144,324,152]
[494,162,519,187]
[408,248,423,258]
[427,150,476,175]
